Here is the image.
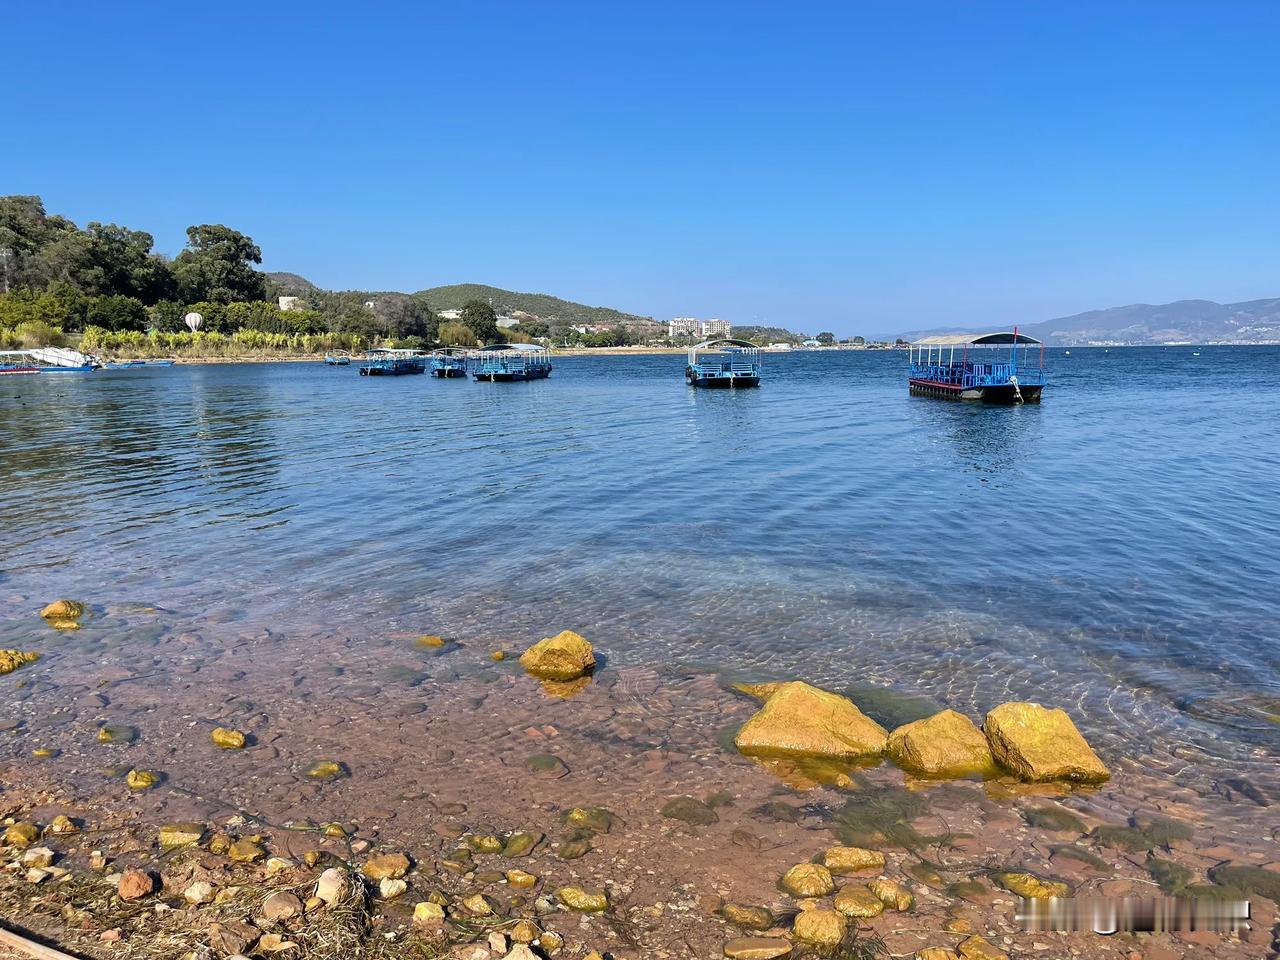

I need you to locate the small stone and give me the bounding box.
[362,852,411,880]
[661,796,719,825]
[466,834,505,854]
[556,885,608,911]
[40,600,84,620]
[118,868,155,901]
[506,869,538,888]
[510,919,541,943]
[995,872,1069,899]
[185,881,216,905]
[556,834,593,860]
[415,635,446,648]
[228,839,266,863]
[212,727,247,749]
[89,850,108,871]
[262,891,304,920]
[868,877,914,911]
[209,920,260,956]
[21,847,55,868]
[720,903,775,930]
[944,918,973,934]
[525,754,570,779]
[958,935,1009,960]
[723,936,793,959]
[917,950,957,960]
[793,908,846,948]
[563,807,615,833]
[305,760,345,780]
[126,769,159,791]
[258,933,299,953]
[322,822,347,838]
[3,822,40,848]
[487,932,507,954]
[32,747,54,758]
[833,884,885,917]
[450,948,490,960]
[503,831,541,857]
[780,863,834,898]
[25,868,51,883]
[538,931,564,953]
[823,845,885,874]
[315,867,350,905]
[159,822,205,848]
[414,901,446,925]
[48,815,78,834]
[380,877,408,899]
[461,893,494,915]
[505,947,539,960]
[490,650,506,661]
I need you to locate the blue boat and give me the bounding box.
[359,348,427,376]
[908,330,1045,403]
[0,348,100,373]
[429,347,469,378]
[324,352,351,366]
[104,359,174,369]
[469,344,552,382]
[685,338,761,388]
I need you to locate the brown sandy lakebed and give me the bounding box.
[0,611,1277,960]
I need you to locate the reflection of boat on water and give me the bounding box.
[359,348,427,376]
[908,330,1045,404]
[469,343,552,382]
[0,347,101,373]
[685,338,761,388]
[429,347,469,378]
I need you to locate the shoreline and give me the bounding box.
[2,608,1276,960]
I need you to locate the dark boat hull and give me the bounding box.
[472,368,552,382]
[685,366,760,389]
[432,368,467,378]
[909,379,1042,403]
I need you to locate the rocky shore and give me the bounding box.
[1,606,1277,960]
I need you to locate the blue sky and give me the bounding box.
[5,1,1278,336]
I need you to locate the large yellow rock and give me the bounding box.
[983,702,1109,783]
[833,884,884,918]
[556,885,608,911]
[780,862,834,898]
[792,908,846,948]
[887,709,997,779]
[211,727,246,749]
[995,872,1069,899]
[823,846,885,874]
[957,936,1009,960]
[519,631,595,681]
[868,878,914,911]
[734,682,887,762]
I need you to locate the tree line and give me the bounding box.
[0,196,506,352]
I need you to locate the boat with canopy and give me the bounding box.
[908,330,1045,403]
[685,338,761,388]
[468,343,552,382]
[429,347,470,378]
[359,348,427,376]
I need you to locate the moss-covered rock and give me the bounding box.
[792,908,846,948]
[563,806,615,833]
[126,769,159,790]
[983,702,1108,783]
[823,845,885,874]
[868,878,914,911]
[887,709,997,779]
[957,935,1008,960]
[833,884,884,918]
[1023,806,1086,834]
[720,903,775,931]
[519,630,595,680]
[0,650,40,675]
[556,885,608,912]
[735,681,887,762]
[661,796,719,825]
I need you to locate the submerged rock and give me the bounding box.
[983,702,1109,783]
[305,760,346,780]
[734,681,887,762]
[720,903,775,931]
[126,769,159,791]
[158,822,205,848]
[722,938,792,960]
[822,845,885,874]
[525,754,569,779]
[730,682,784,702]
[519,630,595,681]
[211,727,247,749]
[887,709,997,779]
[792,908,846,948]
[833,884,884,918]
[916,949,957,960]
[0,650,40,675]
[661,796,719,826]
[957,935,1009,960]
[503,831,542,856]
[415,635,447,648]
[40,600,84,620]
[868,878,914,911]
[563,806,615,833]
[780,863,834,898]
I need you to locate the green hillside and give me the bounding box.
[414,283,653,326]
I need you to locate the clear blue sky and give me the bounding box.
[5,1,1278,336]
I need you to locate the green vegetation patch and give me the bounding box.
[1023,806,1086,834]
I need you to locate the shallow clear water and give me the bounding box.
[2,347,1278,793]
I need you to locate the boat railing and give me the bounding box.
[909,360,1046,388]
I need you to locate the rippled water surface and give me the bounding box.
[2,348,1278,792]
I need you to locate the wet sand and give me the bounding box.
[2,606,1277,959]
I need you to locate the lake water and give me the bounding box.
[2,347,1278,800]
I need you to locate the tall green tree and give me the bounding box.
[816,331,836,345]
[171,224,266,303]
[460,299,499,342]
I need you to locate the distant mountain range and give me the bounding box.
[900,298,1280,346]
[265,274,655,329]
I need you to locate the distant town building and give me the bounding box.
[438,309,462,320]
[496,315,521,329]
[278,296,301,311]
[668,317,701,338]
[702,318,731,338]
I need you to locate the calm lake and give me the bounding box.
[2,347,1278,796]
